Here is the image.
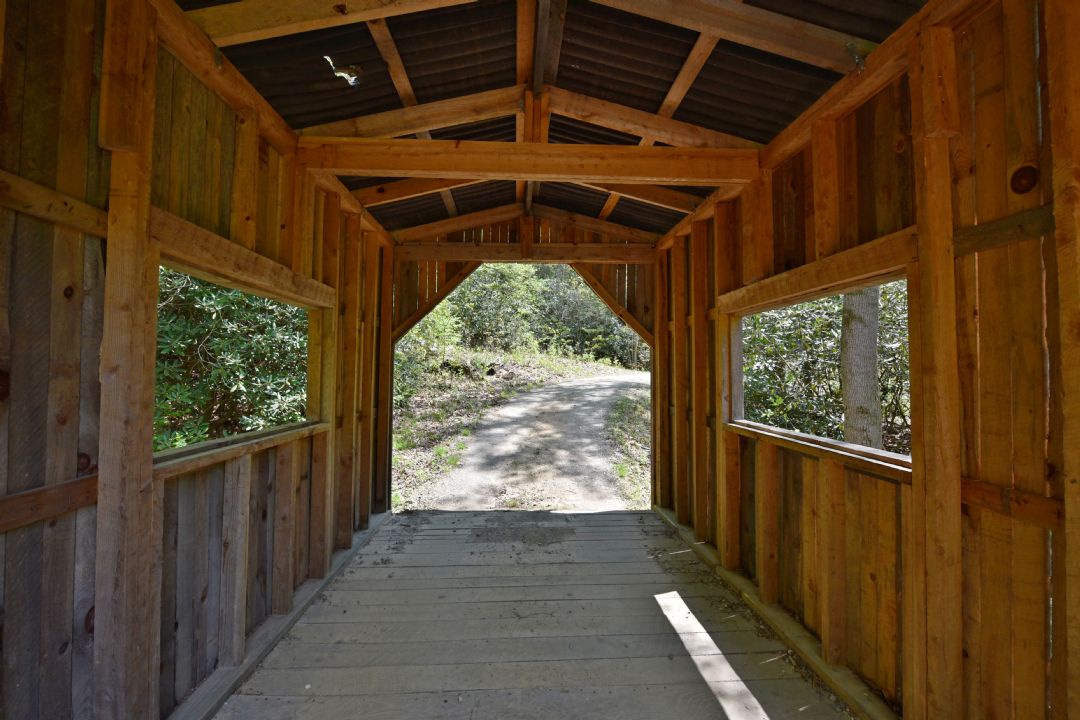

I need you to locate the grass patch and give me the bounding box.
[604,387,652,510]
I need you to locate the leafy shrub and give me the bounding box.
[155,268,308,451]
[394,300,459,408]
[741,280,910,454]
[447,264,542,352]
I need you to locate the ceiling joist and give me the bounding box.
[302,86,526,138]
[186,0,477,47]
[297,138,760,185]
[589,0,876,74]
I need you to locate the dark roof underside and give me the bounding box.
[205,0,923,235]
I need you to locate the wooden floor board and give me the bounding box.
[215,511,849,719]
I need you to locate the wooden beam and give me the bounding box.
[589,0,875,73]
[953,203,1055,257]
[714,226,916,315]
[152,207,336,308]
[670,236,690,525]
[1045,0,1080,713]
[0,168,108,238]
[302,86,526,138]
[546,85,758,149]
[149,0,295,153]
[531,0,552,91]
[906,27,963,720]
[352,178,482,207]
[572,264,654,345]
[713,202,740,569]
[186,0,476,47]
[366,18,459,218]
[657,184,744,249]
[515,0,536,86]
[531,204,660,243]
[581,182,700,214]
[688,220,711,540]
[95,1,162,716]
[541,0,567,85]
[396,242,656,264]
[335,217,363,549]
[297,137,761,185]
[394,204,524,242]
[372,247,394,512]
[658,34,718,119]
[653,252,672,508]
[271,440,299,613]
[229,108,259,250]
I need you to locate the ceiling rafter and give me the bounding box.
[297,137,761,185]
[186,0,477,47]
[352,178,486,207]
[394,204,525,243]
[367,17,460,217]
[524,0,564,210]
[396,242,656,264]
[588,0,876,74]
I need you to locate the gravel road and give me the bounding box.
[410,372,650,511]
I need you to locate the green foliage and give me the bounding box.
[447,264,543,352]
[394,299,459,409]
[154,268,308,451]
[741,280,910,454]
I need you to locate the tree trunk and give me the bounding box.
[841,287,883,448]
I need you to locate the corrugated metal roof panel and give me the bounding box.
[430,116,518,141]
[746,0,923,44]
[548,115,639,145]
[369,192,449,230]
[450,181,517,215]
[223,24,402,129]
[556,0,698,113]
[536,183,609,217]
[340,176,402,191]
[675,41,841,143]
[388,0,516,104]
[607,197,685,233]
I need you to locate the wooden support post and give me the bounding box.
[272,440,299,613]
[94,1,162,716]
[669,235,691,525]
[308,193,340,575]
[334,214,362,549]
[519,215,535,258]
[653,251,671,508]
[714,201,741,568]
[355,234,380,528]
[817,458,846,665]
[218,454,252,666]
[905,26,963,720]
[1044,0,1080,714]
[229,108,259,250]
[754,440,779,604]
[741,171,774,283]
[689,220,710,540]
[372,245,394,512]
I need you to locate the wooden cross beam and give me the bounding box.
[297,138,761,185]
[186,0,477,47]
[352,178,485,207]
[395,242,656,264]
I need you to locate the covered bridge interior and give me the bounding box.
[0,0,1078,717]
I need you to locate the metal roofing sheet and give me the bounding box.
[388,0,517,104]
[451,181,517,214]
[536,183,609,217]
[548,115,639,145]
[430,116,518,142]
[222,24,402,129]
[606,197,685,233]
[556,0,698,113]
[369,192,449,230]
[747,0,923,44]
[674,41,841,143]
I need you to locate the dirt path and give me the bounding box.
[408,372,650,511]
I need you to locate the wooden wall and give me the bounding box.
[652,0,1073,717]
[0,0,393,716]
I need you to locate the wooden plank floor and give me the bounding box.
[216,511,850,719]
